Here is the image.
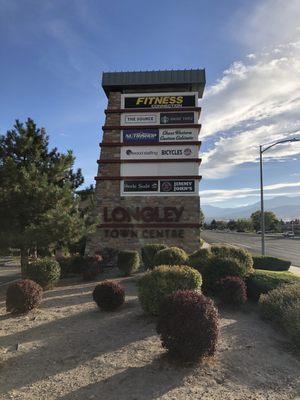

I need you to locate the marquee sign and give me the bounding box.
[122,129,159,142]
[121,162,199,177]
[121,111,198,126]
[120,179,199,196]
[121,145,199,160]
[122,128,199,143]
[121,92,198,109]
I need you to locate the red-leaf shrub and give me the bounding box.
[156,290,219,361]
[82,255,103,281]
[218,276,247,306]
[6,279,43,314]
[92,281,125,311]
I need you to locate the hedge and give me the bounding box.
[141,244,168,270]
[117,250,140,276]
[202,256,247,294]
[25,258,61,289]
[153,247,188,267]
[252,256,291,271]
[259,283,300,347]
[188,248,212,273]
[137,265,202,315]
[210,245,253,273]
[246,270,300,302]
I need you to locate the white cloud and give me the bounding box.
[201,182,300,203]
[200,0,300,180]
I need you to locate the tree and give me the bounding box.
[235,218,253,232]
[0,119,95,270]
[199,208,205,227]
[250,210,279,232]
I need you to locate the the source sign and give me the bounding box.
[122,92,198,109]
[120,179,198,196]
[122,114,157,125]
[121,145,199,160]
[122,128,199,143]
[121,112,197,126]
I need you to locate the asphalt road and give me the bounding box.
[201,230,300,267]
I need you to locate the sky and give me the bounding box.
[0,0,300,208]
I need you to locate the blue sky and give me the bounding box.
[0,0,299,208]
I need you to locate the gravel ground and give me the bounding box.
[0,272,299,400]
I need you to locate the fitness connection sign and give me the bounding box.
[120,179,198,196]
[121,92,198,109]
[122,128,199,143]
[121,145,198,160]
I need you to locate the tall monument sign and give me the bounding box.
[86,69,206,254]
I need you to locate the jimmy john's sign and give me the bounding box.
[120,179,198,196]
[121,92,198,109]
[122,128,199,143]
[121,145,199,160]
[121,111,198,126]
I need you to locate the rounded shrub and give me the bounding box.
[25,257,61,289]
[141,244,168,269]
[137,265,202,316]
[259,283,300,348]
[218,276,247,306]
[188,248,212,273]
[246,270,300,302]
[157,290,219,361]
[56,256,73,278]
[6,279,43,313]
[92,281,125,311]
[82,255,103,281]
[252,256,291,271]
[117,250,140,276]
[203,256,247,294]
[211,245,253,273]
[153,246,188,267]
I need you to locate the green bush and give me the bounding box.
[117,250,140,276]
[25,258,61,289]
[203,256,247,294]
[153,247,188,267]
[137,265,202,315]
[246,270,300,302]
[141,244,168,269]
[259,283,300,347]
[211,245,253,273]
[252,256,291,271]
[188,248,212,273]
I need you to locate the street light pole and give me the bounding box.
[259,137,300,256]
[259,146,265,255]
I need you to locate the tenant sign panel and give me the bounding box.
[121,92,198,109]
[121,111,198,126]
[120,162,199,177]
[120,179,199,196]
[121,145,199,160]
[122,128,200,143]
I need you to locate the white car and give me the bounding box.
[283,231,295,238]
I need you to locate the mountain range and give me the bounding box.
[202,196,300,221]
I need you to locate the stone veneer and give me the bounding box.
[85,91,201,255]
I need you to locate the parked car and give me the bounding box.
[283,231,295,238]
